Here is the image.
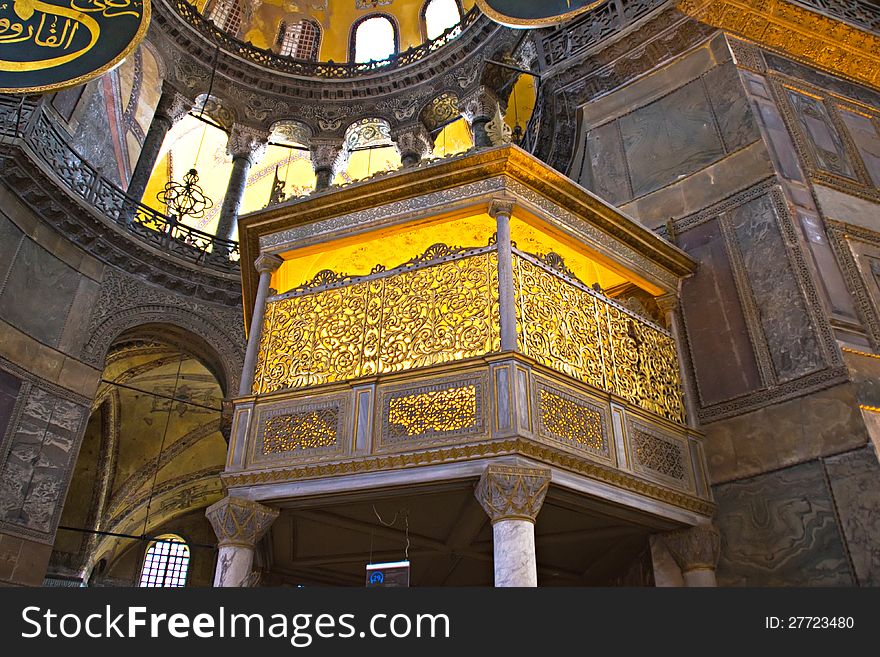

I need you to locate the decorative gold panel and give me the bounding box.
[537,386,607,456]
[261,408,339,455]
[385,384,479,442]
[515,254,685,423]
[253,251,499,394]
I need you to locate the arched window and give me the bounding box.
[139,535,190,587]
[207,0,243,35]
[277,18,321,60]
[422,0,461,41]
[351,15,397,64]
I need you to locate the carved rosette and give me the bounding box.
[309,138,348,176]
[660,524,721,573]
[206,497,279,548]
[391,123,434,165]
[227,124,270,165]
[475,464,551,523]
[460,85,505,123]
[254,252,284,277]
[154,84,194,126]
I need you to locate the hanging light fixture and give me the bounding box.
[156,47,220,222]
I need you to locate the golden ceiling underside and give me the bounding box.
[677,0,880,91]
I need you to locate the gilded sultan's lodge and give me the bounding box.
[0,0,878,588]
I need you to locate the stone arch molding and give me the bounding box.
[82,269,245,396]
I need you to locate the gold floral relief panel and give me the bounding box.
[254,252,499,394]
[514,255,685,423]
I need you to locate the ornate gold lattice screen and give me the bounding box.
[513,252,685,423]
[253,245,500,393]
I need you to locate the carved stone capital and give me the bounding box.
[460,85,504,123]
[254,252,283,276]
[488,197,516,219]
[309,138,348,174]
[391,123,433,165]
[206,497,279,548]
[660,524,721,573]
[227,124,270,164]
[154,84,193,126]
[655,293,679,316]
[475,464,551,524]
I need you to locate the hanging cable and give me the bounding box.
[140,354,184,539]
[193,46,220,169]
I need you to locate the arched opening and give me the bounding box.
[350,15,398,64]
[47,331,230,587]
[422,0,462,41]
[139,534,190,587]
[276,18,322,60]
[336,118,401,184]
[206,0,243,35]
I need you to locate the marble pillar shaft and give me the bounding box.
[495,211,517,351]
[213,545,255,587]
[127,114,173,205]
[493,519,537,587]
[240,266,275,396]
[216,156,251,241]
[682,568,717,587]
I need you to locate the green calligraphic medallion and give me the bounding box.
[0,0,150,93]
[475,0,602,27]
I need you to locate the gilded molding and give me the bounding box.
[677,0,880,91]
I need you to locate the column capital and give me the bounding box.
[660,524,721,573]
[390,122,433,166]
[154,84,193,125]
[655,293,679,315]
[206,497,279,548]
[475,464,551,524]
[254,252,283,276]
[488,197,516,219]
[460,85,505,123]
[309,137,348,173]
[227,124,270,164]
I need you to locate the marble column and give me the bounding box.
[127,85,192,206]
[391,122,433,167]
[656,293,700,428]
[475,464,551,587]
[659,524,721,587]
[490,198,517,351]
[461,86,504,149]
[215,125,269,242]
[310,138,347,191]
[206,497,279,587]
[239,252,283,396]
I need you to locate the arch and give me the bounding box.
[421,0,463,41]
[349,13,399,64]
[138,534,190,587]
[84,306,244,398]
[419,91,461,132]
[276,17,322,60]
[269,119,313,147]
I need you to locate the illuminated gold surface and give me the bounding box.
[254,251,500,395]
[677,0,880,91]
[262,409,337,454]
[515,255,685,423]
[272,213,496,294]
[539,388,605,452]
[387,384,478,437]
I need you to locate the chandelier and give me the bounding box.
[157,168,213,221]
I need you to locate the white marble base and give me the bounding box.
[213,545,255,587]
[493,519,537,587]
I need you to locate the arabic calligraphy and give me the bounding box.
[0,0,142,72]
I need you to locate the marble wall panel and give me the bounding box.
[0,237,81,348]
[0,212,23,289]
[0,385,88,537]
[785,89,856,179]
[579,121,631,206]
[704,62,761,153]
[837,109,880,188]
[727,194,824,381]
[824,447,880,586]
[620,79,726,197]
[0,370,22,443]
[714,460,853,586]
[678,218,762,405]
